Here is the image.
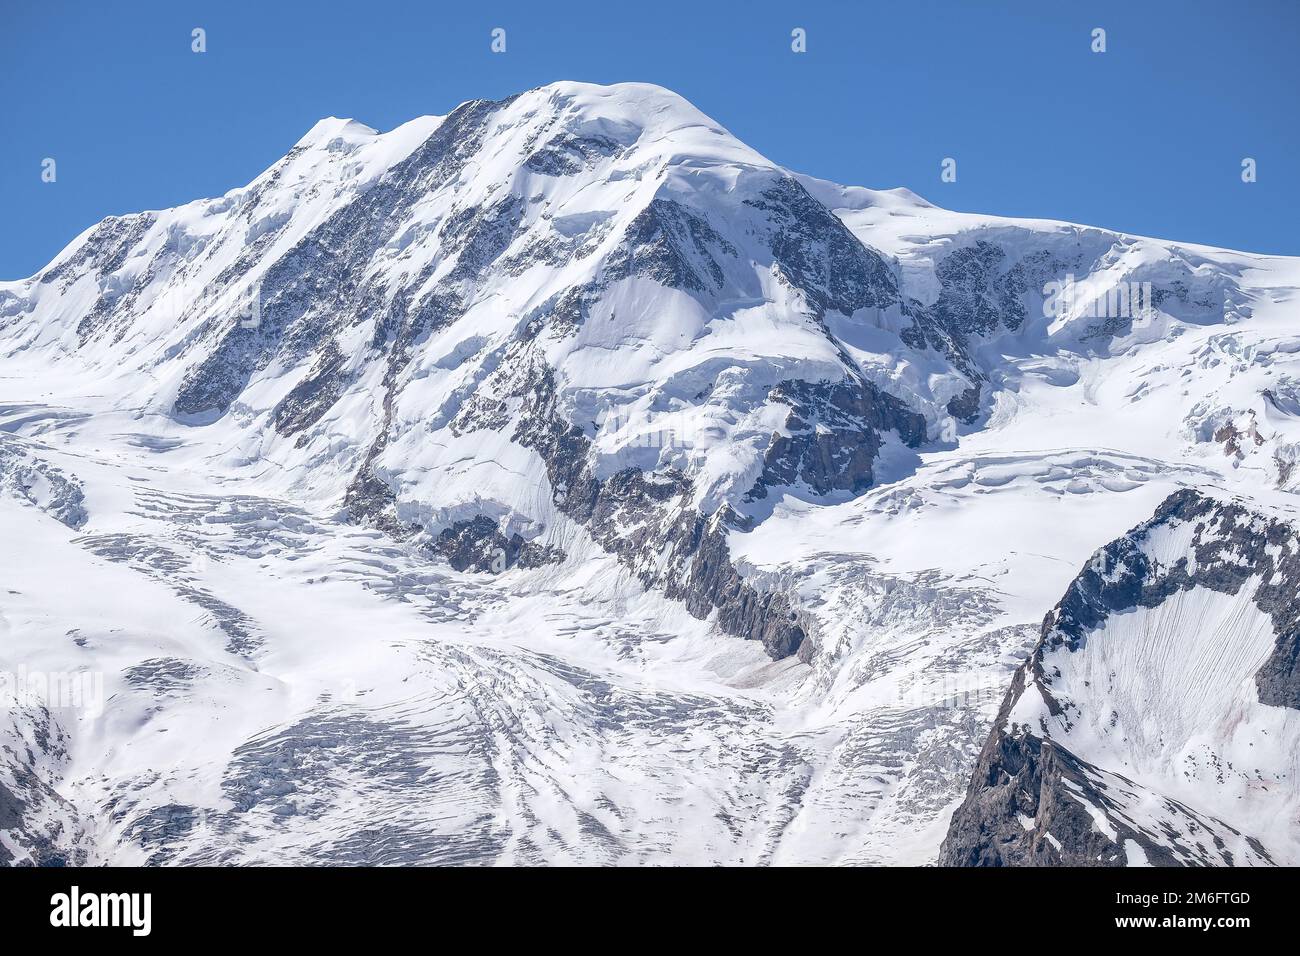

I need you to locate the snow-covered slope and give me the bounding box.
[941,490,1300,866]
[2,81,1299,865]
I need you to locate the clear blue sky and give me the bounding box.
[2,0,1296,280]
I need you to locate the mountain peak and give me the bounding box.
[293,116,379,150]
[4,81,1300,868]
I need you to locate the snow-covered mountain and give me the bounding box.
[941,489,1300,866]
[2,81,1298,865]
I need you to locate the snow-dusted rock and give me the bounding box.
[2,82,1300,866]
[941,490,1300,866]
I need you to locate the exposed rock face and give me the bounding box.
[1032,490,1300,709]
[271,342,350,440]
[940,662,1276,867]
[161,89,930,661]
[926,241,1038,338]
[940,489,1300,867]
[898,242,1064,399]
[525,132,624,177]
[6,81,1300,870]
[432,516,565,573]
[944,384,982,424]
[505,360,817,658]
[173,97,508,420]
[605,197,737,293]
[749,378,926,499]
[744,178,900,317]
[0,706,90,866]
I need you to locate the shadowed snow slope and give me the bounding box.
[2,82,1299,865]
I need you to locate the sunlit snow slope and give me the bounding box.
[942,491,1300,866]
[2,82,1299,865]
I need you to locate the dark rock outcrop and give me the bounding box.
[940,661,1273,867]
[604,197,737,294]
[173,97,510,420]
[525,132,624,177]
[748,378,926,499]
[502,360,817,658]
[940,489,1298,866]
[432,516,565,573]
[0,709,88,867]
[745,177,899,317]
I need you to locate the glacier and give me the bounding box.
[2,81,1299,866]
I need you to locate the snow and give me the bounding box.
[1123,840,1151,867]
[1041,581,1300,863]
[2,80,1300,866]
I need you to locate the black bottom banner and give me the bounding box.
[0,864,1283,943]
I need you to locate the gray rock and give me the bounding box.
[940,489,1298,866]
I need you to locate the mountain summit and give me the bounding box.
[3,82,1299,866]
